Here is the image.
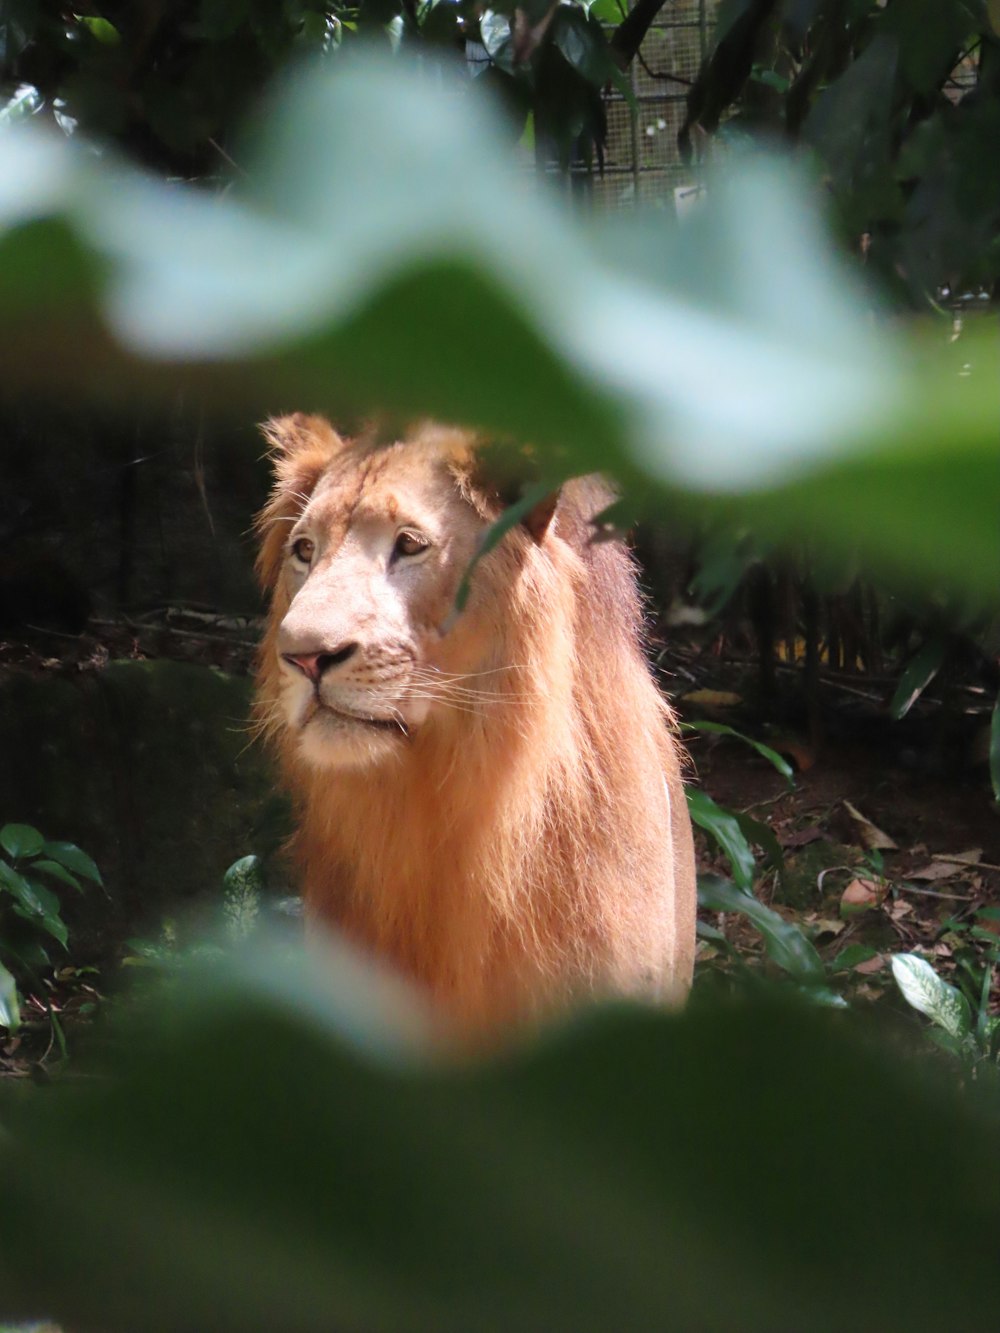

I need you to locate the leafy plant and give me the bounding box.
[697,873,841,1005]
[683,0,1000,307]
[8,941,1000,1332]
[0,823,101,1035]
[891,951,999,1063]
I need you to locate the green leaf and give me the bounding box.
[1,866,69,948]
[880,0,974,93]
[697,874,827,985]
[30,859,83,894]
[78,14,121,43]
[41,841,102,886]
[683,721,794,785]
[731,810,786,880]
[1,55,1000,603]
[686,790,756,891]
[0,824,44,861]
[551,7,615,88]
[453,481,556,614]
[889,638,947,720]
[20,947,1000,1330]
[803,34,897,195]
[0,958,20,1031]
[0,860,37,906]
[891,953,972,1040]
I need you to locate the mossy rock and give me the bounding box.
[1,660,291,955]
[776,839,855,910]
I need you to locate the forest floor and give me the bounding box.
[2,611,999,1072]
[662,635,1000,1017]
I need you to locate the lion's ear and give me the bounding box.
[255,415,345,592]
[260,413,345,460]
[467,443,561,545]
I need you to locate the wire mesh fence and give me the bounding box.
[592,0,714,210]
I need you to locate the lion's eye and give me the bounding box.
[291,537,315,565]
[393,531,429,561]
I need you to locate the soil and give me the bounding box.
[659,635,1000,1011]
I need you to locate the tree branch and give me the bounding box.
[609,0,674,71]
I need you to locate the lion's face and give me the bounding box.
[272,442,490,771]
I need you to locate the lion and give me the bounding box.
[255,414,696,1038]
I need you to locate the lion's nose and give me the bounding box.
[282,644,358,682]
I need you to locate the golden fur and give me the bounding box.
[255,414,696,1037]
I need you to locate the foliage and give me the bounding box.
[0,0,638,176]
[697,873,837,998]
[0,823,100,1035]
[684,0,1000,306]
[892,950,1000,1063]
[6,942,1000,1332]
[1,57,999,605]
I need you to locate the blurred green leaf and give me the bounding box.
[4,944,1000,1330]
[0,56,998,603]
[697,874,827,985]
[0,824,43,860]
[78,15,121,44]
[880,0,974,94]
[551,7,615,87]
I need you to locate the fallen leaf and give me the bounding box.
[681,689,743,709]
[774,741,816,772]
[840,877,886,915]
[843,801,898,850]
[889,899,914,919]
[854,953,886,975]
[910,862,965,882]
[813,917,847,937]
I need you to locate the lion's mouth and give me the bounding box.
[311,703,409,737]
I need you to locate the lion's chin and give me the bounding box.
[296,707,408,771]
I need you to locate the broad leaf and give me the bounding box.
[687,790,756,891]
[5,944,999,1331]
[30,859,84,894]
[891,953,972,1040]
[697,873,827,986]
[3,869,69,949]
[41,841,102,886]
[0,823,44,861]
[889,638,947,720]
[0,57,999,601]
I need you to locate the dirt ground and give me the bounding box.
[662,635,1000,1009]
